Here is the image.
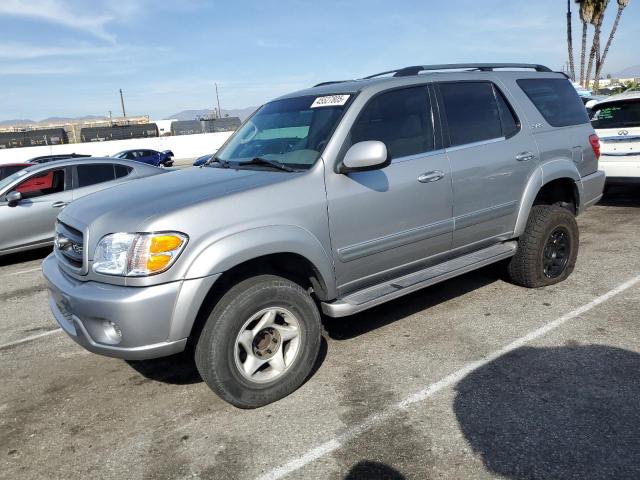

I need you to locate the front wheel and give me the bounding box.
[506,205,579,288]
[195,274,322,408]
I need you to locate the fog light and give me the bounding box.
[102,320,122,344]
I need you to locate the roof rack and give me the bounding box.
[363,63,553,79]
[313,80,349,87]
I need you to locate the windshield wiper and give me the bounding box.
[238,157,299,172]
[201,156,230,168]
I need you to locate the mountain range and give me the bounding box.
[0,115,106,127]
[0,108,257,127]
[165,107,257,121]
[612,65,640,78]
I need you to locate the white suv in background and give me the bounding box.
[591,90,640,184]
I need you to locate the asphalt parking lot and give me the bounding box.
[1,185,639,480]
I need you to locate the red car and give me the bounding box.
[0,163,33,181]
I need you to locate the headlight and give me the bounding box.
[93,232,187,276]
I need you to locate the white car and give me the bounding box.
[591,91,640,184]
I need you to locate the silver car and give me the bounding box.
[0,158,164,255]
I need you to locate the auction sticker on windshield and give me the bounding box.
[311,94,350,108]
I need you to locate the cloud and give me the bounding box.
[0,0,123,43]
[0,65,80,75]
[0,42,120,60]
[256,39,293,49]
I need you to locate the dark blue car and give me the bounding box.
[193,152,215,167]
[112,149,174,167]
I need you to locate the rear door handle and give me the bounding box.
[515,151,536,162]
[418,171,445,183]
[52,201,68,208]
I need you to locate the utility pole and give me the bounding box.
[108,110,113,126]
[119,89,127,118]
[215,83,221,119]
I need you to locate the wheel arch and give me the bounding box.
[184,225,336,300]
[514,160,582,237]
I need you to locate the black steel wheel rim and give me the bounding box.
[543,227,570,279]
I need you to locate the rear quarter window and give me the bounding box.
[517,78,589,127]
[115,164,133,178]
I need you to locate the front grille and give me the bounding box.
[55,221,84,271]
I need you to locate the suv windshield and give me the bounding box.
[215,94,352,170]
[591,99,640,129]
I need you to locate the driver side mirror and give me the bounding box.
[7,191,22,207]
[339,141,390,173]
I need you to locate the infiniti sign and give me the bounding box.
[618,130,629,136]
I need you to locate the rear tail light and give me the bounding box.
[589,134,601,160]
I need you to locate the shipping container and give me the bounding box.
[201,117,241,133]
[80,123,158,142]
[0,128,68,149]
[24,128,68,146]
[170,120,202,136]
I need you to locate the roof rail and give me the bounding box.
[313,80,349,87]
[363,63,553,79]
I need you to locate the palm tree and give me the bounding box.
[594,0,631,88]
[576,0,595,86]
[567,0,576,80]
[585,0,609,89]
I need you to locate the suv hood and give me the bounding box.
[60,166,298,230]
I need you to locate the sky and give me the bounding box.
[0,0,638,121]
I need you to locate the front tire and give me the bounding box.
[195,274,322,408]
[506,205,579,288]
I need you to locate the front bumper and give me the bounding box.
[579,170,606,213]
[42,254,219,360]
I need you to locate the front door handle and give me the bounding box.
[418,171,445,183]
[52,201,68,208]
[515,151,536,162]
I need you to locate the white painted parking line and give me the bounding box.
[257,274,640,480]
[1,267,42,278]
[0,328,61,351]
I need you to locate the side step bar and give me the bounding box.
[321,241,518,318]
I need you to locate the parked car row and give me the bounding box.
[0,148,179,256]
[111,149,174,167]
[0,158,166,256]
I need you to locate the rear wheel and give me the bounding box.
[195,274,322,408]
[506,205,579,288]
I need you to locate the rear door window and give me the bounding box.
[76,164,116,188]
[439,82,503,146]
[351,86,434,159]
[591,100,640,129]
[517,78,589,127]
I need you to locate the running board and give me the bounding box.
[322,241,518,318]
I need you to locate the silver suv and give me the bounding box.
[43,64,605,408]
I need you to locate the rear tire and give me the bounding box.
[506,205,579,288]
[195,274,322,408]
